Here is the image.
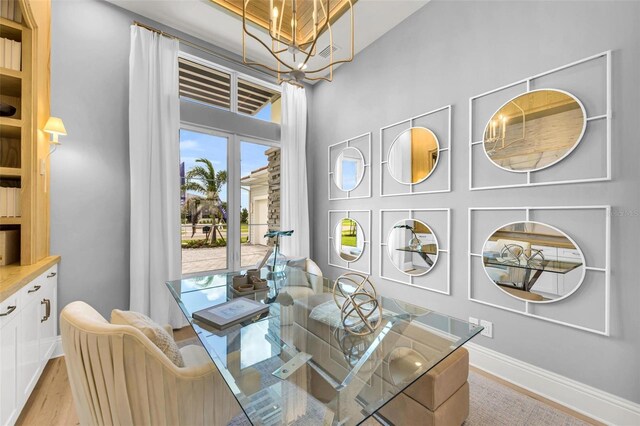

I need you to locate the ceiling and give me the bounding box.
[106,0,429,83]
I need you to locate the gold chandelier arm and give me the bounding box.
[243,21,295,72]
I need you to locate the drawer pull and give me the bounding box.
[41,299,51,322]
[47,272,57,278]
[28,285,42,293]
[0,305,17,317]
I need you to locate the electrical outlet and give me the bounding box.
[480,320,493,338]
[469,317,479,332]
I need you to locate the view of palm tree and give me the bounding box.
[182,158,227,243]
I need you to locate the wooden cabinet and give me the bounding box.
[0,264,57,426]
[0,0,51,266]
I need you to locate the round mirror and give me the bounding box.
[387,127,440,184]
[482,221,585,303]
[387,219,439,276]
[333,147,365,191]
[483,89,586,172]
[333,218,365,262]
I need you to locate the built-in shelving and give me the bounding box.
[0,0,50,266]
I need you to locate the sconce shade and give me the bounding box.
[44,117,67,135]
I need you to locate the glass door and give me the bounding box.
[239,140,280,269]
[180,128,230,275]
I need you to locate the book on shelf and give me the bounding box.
[192,298,270,330]
[3,38,11,70]
[0,187,6,217]
[5,187,15,217]
[0,0,20,22]
[0,0,9,21]
[0,39,4,68]
[10,39,20,70]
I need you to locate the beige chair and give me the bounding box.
[60,301,242,426]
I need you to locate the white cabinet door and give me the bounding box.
[39,271,57,363]
[17,291,41,403]
[0,298,20,426]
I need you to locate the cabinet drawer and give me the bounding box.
[0,294,20,328]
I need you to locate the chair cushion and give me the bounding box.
[111,309,185,367]
[180,344,212,368]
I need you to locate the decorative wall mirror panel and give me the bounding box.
[387,219,439,276]
[483,90,586,172]
[329,133,371,200]
[333,217,365,262]
[469,51,611,190]
[481,221,585,303]
[468,206,610,335]
[334,148,365,191]
[328,210,371,274]
[388,127,440,184]
[380,105,451,196]
[380,209,450,294]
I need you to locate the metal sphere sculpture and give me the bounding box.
[332,273,382,336]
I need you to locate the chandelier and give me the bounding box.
[240,0,354,83]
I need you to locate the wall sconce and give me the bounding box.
[44,116,67,148]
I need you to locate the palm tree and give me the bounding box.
[182,158,227,243]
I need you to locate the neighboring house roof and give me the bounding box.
[241,166,268,186]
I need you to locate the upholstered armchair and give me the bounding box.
[60,301,241,426]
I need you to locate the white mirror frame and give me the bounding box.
[328,210,371,274]
[379,208,451,295]
[387,127,441,185]
[333,147,366,192]
[328,133,372,200]
[468,206,611,336]
[386,218,440,277]
[481,89,587,174]
[480,220,586,304]
[333,217,365,263]
[380,105,452,197]
[469,50,611,191]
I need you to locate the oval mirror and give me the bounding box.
[333,147,365,191]
[388,127,440,184]
[483,89,586,172]
[333,218,365,262]
[387,219,439,276]
[482,221,585,303]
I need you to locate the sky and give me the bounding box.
[179,103,273,213]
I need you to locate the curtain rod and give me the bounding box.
[132,20,277,81]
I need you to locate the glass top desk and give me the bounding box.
[167,268,482,425]
[484,254,582,292]
[396,244,438,267]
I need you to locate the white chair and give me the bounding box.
[60,301,241,426]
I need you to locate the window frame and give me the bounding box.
[179,51,282,118]
[179,53,281,278]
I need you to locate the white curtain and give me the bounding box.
[280,83,310,258]
[128,26,185,327]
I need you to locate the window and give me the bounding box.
[178,54,281,124]
[179,54,281,276]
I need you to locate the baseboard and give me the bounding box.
[51,335,64,358]
[466,342,640,426]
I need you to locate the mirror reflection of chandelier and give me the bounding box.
[485,101,526,155]
[239,0,354,83]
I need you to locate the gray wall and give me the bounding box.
[50,0,279,319]
[307,1,640,403]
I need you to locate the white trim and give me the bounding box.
[51,335,64,358]
[380,105,452,196]
[328,132,372,200]
[466,342,640,426]
[379,208,451,295]
[468,206,611,335]
[469,50,611,190]
[328,210,371,274]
